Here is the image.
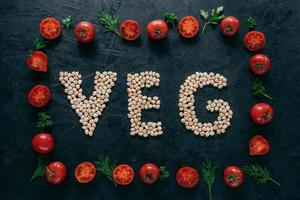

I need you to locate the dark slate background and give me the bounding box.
[1,0,300,199]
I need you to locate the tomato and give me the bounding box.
[113,164,135,185]
[39,17,61,40]
[220,16,240,37]
[146,20,168,40]
[120,20,141,41]
[32,132,54,154]
[75,162,96,183]
[45,161,67,184]
[251,103,274,125]
[243,31,266,51]
[139,163,160,184]
[178,16,199,38]
[249,54,271,76]
[249,135,270,156]
[28,85,51,108]
[75,21,96,43]
[224,166,244,188]
[176,166,199,188]
[27,51,48,72]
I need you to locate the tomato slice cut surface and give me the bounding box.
[120,20,141,41]
[179,16,200,38]
[113,164,135,185]
[176,166,199,188]
[28,84,51,108]
[39,17,61,40]
[243,31,266,51]
[27,51,48,72]
[75,162,96,183]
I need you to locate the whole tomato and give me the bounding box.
[251,102,274,125]
[139,163,160,184]
[75,21,96,43]
[220,16,240,36]
[249,135,270,156]
[45,161,67,184]
[32,132,54,154]
[224,166,244,188]
[249,54,271,76]
[146,20,168,40]
[176,166,199,188]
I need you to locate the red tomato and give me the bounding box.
[75,21,96,43]
[251,103,274,125]
[139,163,160,184]
[176,166,199,188]
[32,132,54,154]
[75,162,96,183]
[27,51,48,72]
[249,54,271,76]
[28,85,51,108]
[45,161,67,184]
[120,20,141,41]
[178,16,199,38]
[224,166,244,188]
[249,135,270,156]
[39,17,61,40]
[220,16,240,37]
[113,164,135,185]
[146,20,168,40]
[243,31,266,51]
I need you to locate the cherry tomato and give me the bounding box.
[27,51,48,72]
[220,16,240,37]
[39,17,61,40]
[113,164,135,185]
[249,135,270,156]
[146,20,168,40]
[45,161,67,184]
[120,20,141,41]
[75,162,96,183]
[249,54,271,76]
[32,132,54,154]
[176,166,199,188]
[251,102,274,125]
[139,163,160,184]
[224,166,244,188]
[28,85,51,108]
[178,16,199,38]
[75,21,96,43]
[243,31,266,51]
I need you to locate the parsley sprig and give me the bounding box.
[247,17,257,29]
[98,12,120,37]
[94,155,116,185]
[33,38,48,50]
[36,112,53,130]
[200,6,226,36]
[202,160,217,200]
[164,13,179,29]
[159,166,170,180]
[62,16,73,29]
[30,156,46,182]
[252,79,273,100]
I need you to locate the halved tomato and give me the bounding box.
[39,17,61,40]
[27,51,48,72]
[120,20,141,41]
[75,162,96,183]
[249,135,270,156]
[178,16,199,38]
[28,85,51,108]
[176,166,199,188]
[243,31,266,52]
[113,164,135,185]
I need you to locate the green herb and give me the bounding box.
[33,38,48,50]
[252,79,273,100]
[243,164,281,186]
[164,13,179,29]
[62,16,73,29]
[200,6,226,36]
[30,156,46,182]
[159,166,170,180]
[202,160,217,200]
[98,12,120,36]
[36,112,53,130]
[94,155,116,185]
[247,17,257,29]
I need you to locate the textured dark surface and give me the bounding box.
[1,0,300,199]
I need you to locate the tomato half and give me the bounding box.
[176,166,199,188]
[178,16,199,38]
[249,54,271,76]
[251,102,273,125]
[113,164,135,185]
[220,16,240,37]
[146,20,168,40]
[39,17,61,40]
[120,20,141,41]
[75,162,96,183]
[32,132,54,154]
[75,21,96,43]
[224,166,244,188]
[249,135,270,156]
[243,31,266,51]
[28,85,51,108]
[27,51,48,72]
[139,163,160,184]
[45,161,67,184]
